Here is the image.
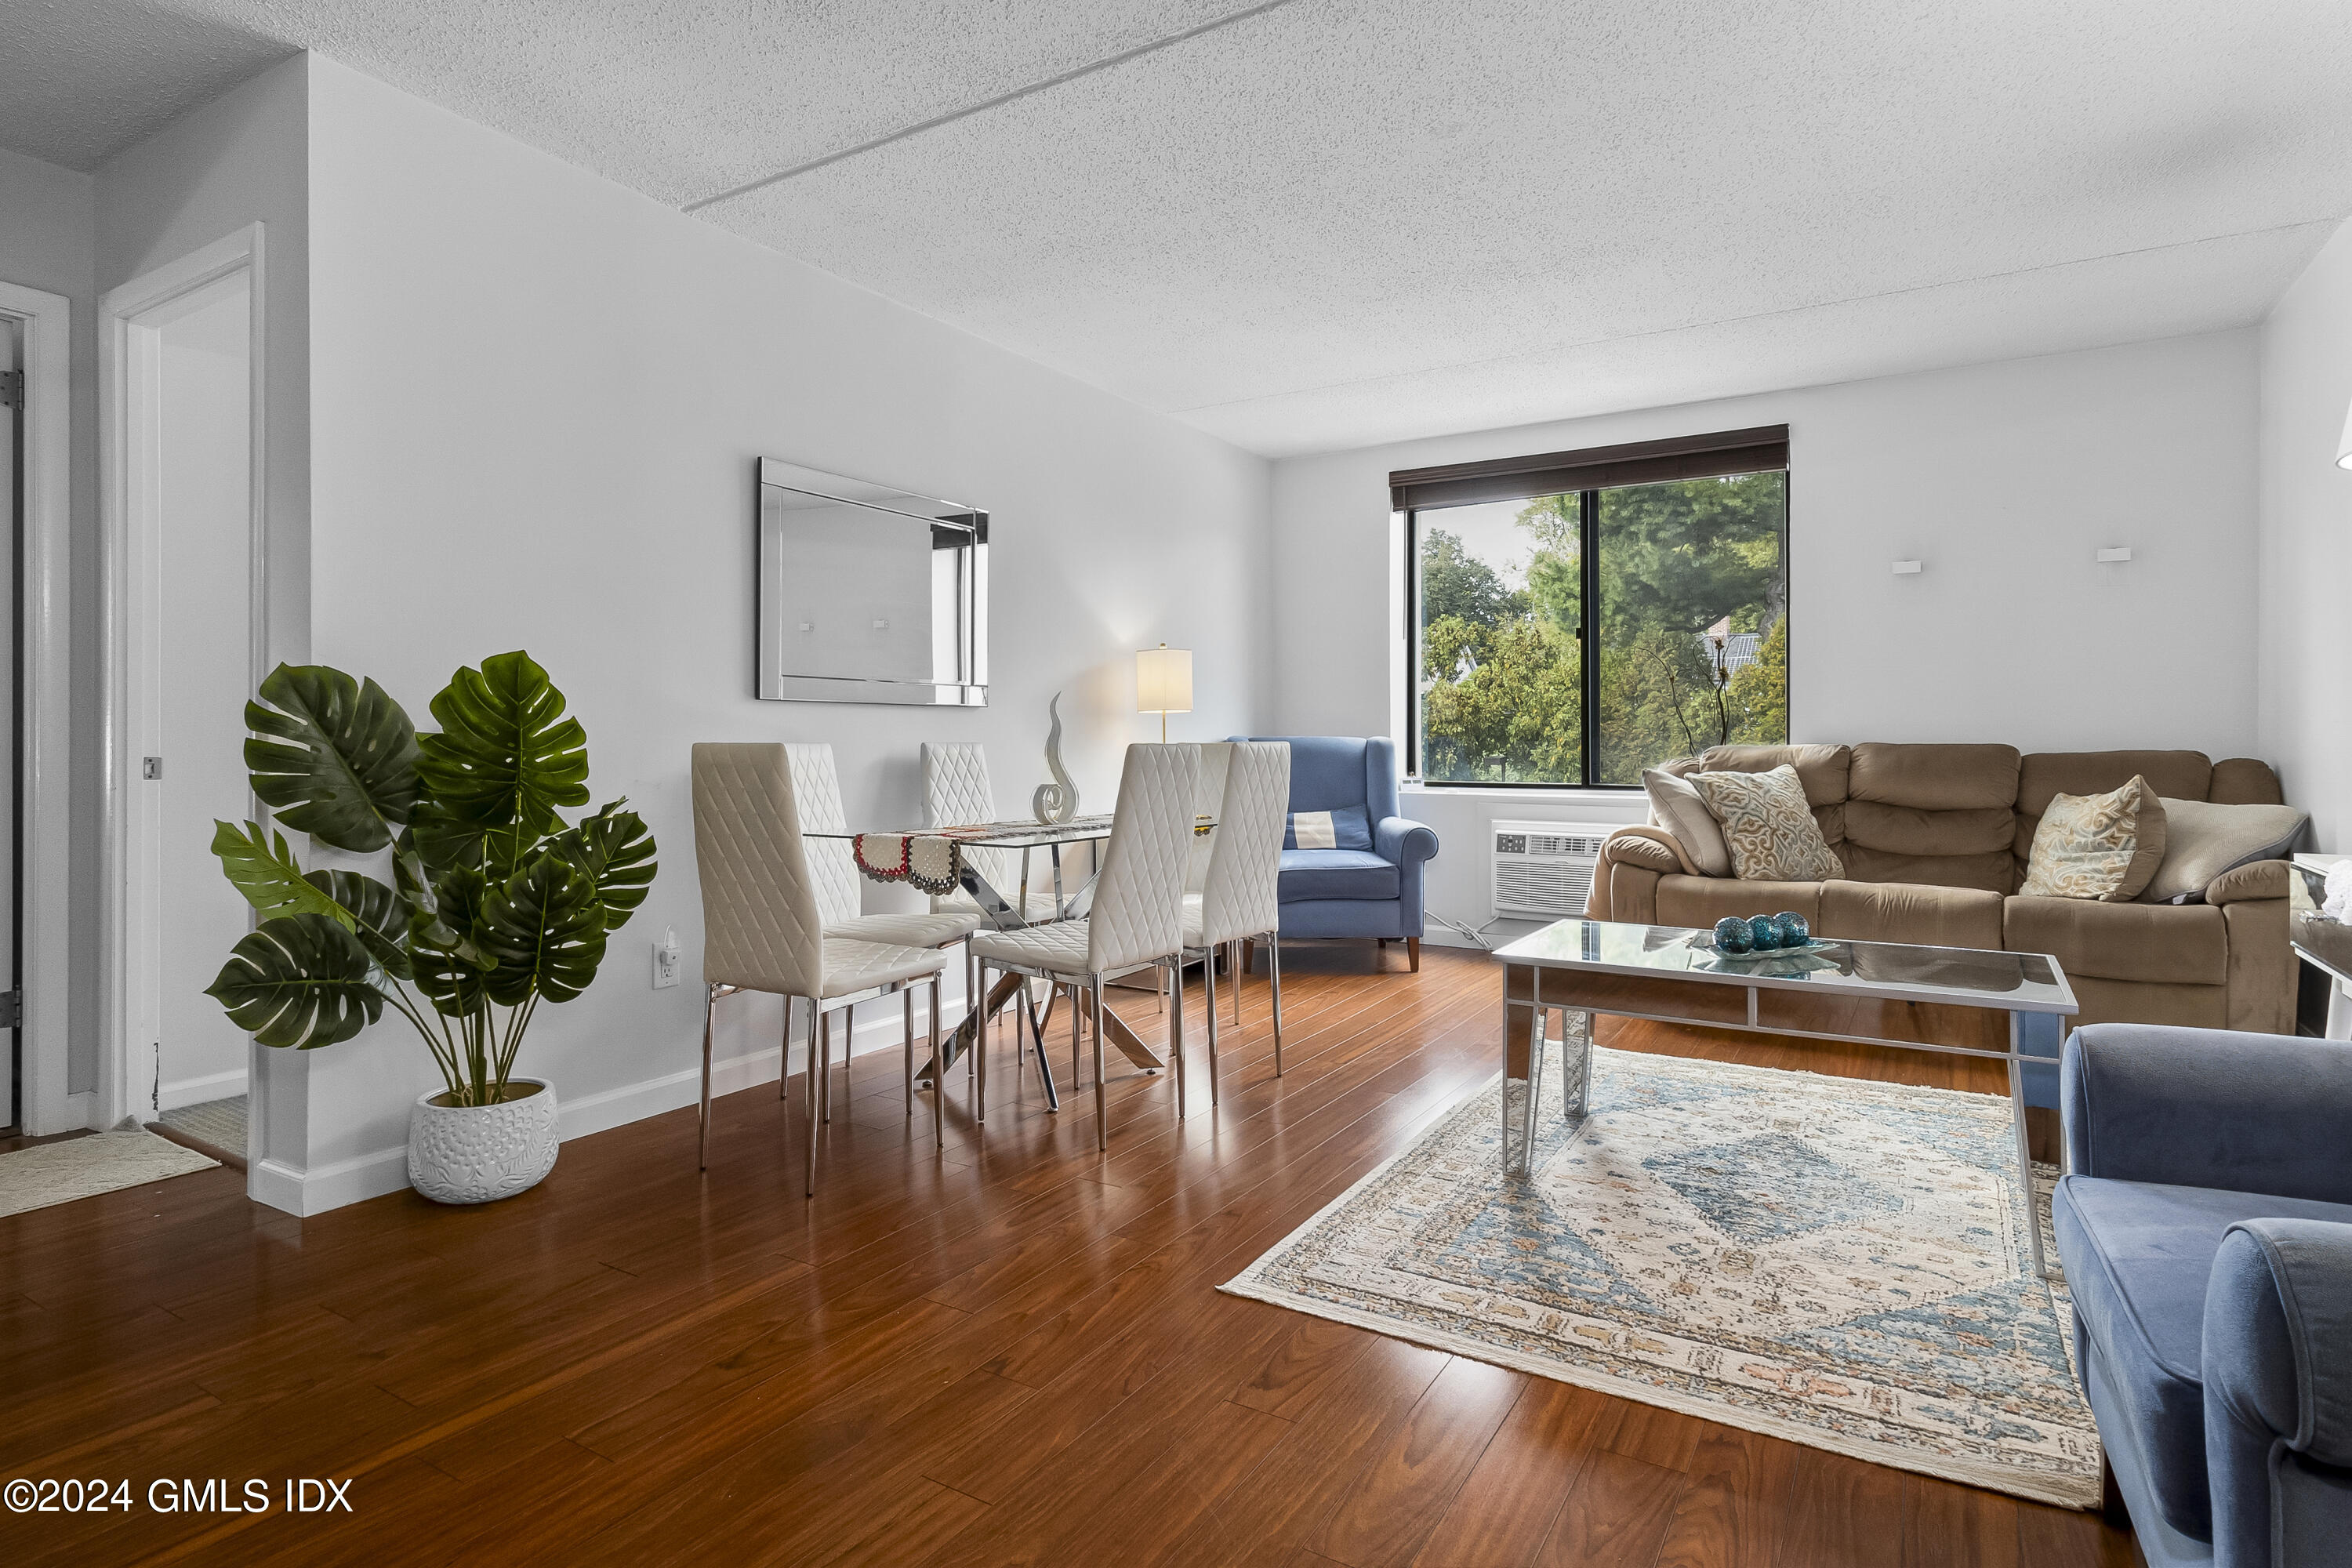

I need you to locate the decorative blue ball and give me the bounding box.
[1748,914,1780,951]
[1773,911,1809,947]
[1711,916,1752,953]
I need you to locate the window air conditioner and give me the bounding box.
[1490,820,1618,919]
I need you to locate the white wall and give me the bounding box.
[1272,332,2263,945]
[1,148,96,1112]
[2257,218,2352,850]
[295,56,1271,1207]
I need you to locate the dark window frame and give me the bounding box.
[1398,426,1789,789]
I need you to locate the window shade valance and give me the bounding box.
[1388,424,1789,511]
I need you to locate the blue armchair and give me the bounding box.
[2053,1023,2352,1566]
[1229,736,1439,967]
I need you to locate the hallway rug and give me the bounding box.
[0,1130,218,1219]
[1222,1047,2099,1508]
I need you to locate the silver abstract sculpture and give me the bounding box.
[1032,691,1077,825]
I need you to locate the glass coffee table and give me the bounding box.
[1494,917,2078,1281]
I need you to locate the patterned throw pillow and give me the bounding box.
[2021,776,2166,902]
[1689,764,1843,881]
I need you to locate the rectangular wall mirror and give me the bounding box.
[757,457,988,706]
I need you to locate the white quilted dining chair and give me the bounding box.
[691,743,950,1196]
[1181,742,1290,1103]
[781,742,989,1109]
[967,744,1200,1149]
[921,741,1016,911]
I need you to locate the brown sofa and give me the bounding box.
[1585,742,2296,1035]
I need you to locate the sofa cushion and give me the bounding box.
[1835,843,2016,894]
[1276,848,1398,902]
[1849,742,2020,811]
[1693,743,1852,806]
[1844,800,2018,860]
[1656,877,1821,931]
[2209,757,2286,805]
[2005,896,2227,985]
[2017,750,2212,818]
[1817,880,2003,949]
[2053,1176,2352,1541]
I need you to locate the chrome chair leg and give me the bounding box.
[1171,958,1186,1123]
[1269,933,1284,1076]
[805,998,822,1199]
[1069,980,1082,1091]
[1231,941,1242,1025]
[929,976,944,1149]
[903,985,915,1119]
[699,982,719,1171]
[1203,949,1221,1107]
[1091,981,1109,1152]
[976,982,989,1126]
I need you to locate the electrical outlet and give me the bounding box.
[652,927,682,989]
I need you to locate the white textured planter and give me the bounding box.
[408,1077,560,1205]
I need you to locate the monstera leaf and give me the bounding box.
[549,800,656,931]
[212,820,354,927]
[415,651,589,874]
[244,664,419,852]
[409,864,494,1018]
[205,913,383,1049]
[481,850,608,1006]
[303,868,412,980]
[403,795,485,876]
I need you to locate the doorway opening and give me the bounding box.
[102,227,267,1169]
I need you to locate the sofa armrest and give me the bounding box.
[2209,859,2291,905]
[1374,815,1439,868]
[1602,828,1682,875]
[2062,1025,2352,1202]
[2204,1220,2352,1566]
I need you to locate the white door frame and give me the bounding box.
[0,279,77,1134]
[99,224,269,1132]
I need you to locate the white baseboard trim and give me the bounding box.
[249,1144,410,1217]
[252,1001,975,1216]
[64,1090,96,1131]
[159,1067,248,1112]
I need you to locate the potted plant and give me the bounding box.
[204,651,656,1204]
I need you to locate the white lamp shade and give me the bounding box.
[1136,645,1193,714]
[2339,397,2352,470]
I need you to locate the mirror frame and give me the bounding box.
[755,456,989,706]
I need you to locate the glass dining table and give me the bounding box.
[804,813,1213,1111]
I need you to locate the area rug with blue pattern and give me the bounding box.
[1221,1047,2099,1507]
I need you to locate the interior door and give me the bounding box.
[0,321,17,1136]
[142,277,255,1122]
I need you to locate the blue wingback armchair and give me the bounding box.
[2053,1023,2352,1567]
[1229,736,1439,967]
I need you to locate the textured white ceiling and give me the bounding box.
[11,0,2352,455]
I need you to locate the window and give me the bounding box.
[1397,427,1788,787]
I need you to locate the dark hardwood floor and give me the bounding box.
[0,946,2139,1566]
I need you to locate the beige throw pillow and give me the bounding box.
[2020,775,2165,902]
[1689,764,1842,881]
[1642,768,1733,877]
[2138,798,2309,904]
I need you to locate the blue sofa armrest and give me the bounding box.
[2061,1025,2352,1203]
[2204,1220,2352,1566]
[1374,815,1439,867]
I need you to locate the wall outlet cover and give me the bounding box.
[652,931,682,989]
